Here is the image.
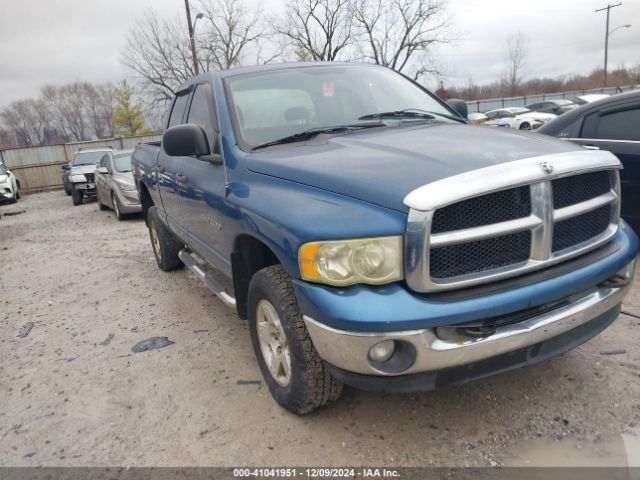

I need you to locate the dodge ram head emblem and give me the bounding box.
[540,162,554,175]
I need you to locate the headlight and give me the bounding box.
[69,174,87,183]
[116,180,136,192]
[299,236,403,286]
[0,174,8,184]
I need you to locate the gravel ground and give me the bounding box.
[1,191,640,467]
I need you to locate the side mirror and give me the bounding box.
[163,124,211,157]
[446,99,468,119]
[96,166,108,174]
[61,164,70,171]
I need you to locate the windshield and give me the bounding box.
[113,154,132,172]
[225,65,456,149]
[73,151,107,166]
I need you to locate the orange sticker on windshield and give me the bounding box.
[322,82,335,97]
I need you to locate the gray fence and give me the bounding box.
[466,85,639,113]
[0,134,161,194]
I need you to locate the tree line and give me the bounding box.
[0,81,154,150]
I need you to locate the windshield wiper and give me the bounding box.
[358,109,436,121]
[251,123,384,150]
[359,108,465,123]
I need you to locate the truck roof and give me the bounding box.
[177,61,376,92]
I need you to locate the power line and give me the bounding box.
[595,3,622,86]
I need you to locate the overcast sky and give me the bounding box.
[0,0,638,107]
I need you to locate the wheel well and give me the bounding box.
[232,235,280,319]
[138,182,154,225]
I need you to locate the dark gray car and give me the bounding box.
[538,90,640,233]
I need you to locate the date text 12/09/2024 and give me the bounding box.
[233,468,400,477]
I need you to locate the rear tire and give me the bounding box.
[147,206,183,271]
[519,122,531,130]
[71,189,82,206]
[248,265,343,414]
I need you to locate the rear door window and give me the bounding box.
[168,92,190,127]
[595,108,640,141]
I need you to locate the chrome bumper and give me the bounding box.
[304,260,635,376]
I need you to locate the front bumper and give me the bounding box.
[72,182,96,194]
[304,269,633,377]
[326,303,620,392]
[295,223,638,381]
[114,188,142,214]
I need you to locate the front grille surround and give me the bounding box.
[404,152,622,293]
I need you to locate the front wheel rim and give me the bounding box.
[256,300,292,387]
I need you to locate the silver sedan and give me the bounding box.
[95,150,142,220]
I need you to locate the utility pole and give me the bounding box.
[595,3,622,87]
[185,0,199,75]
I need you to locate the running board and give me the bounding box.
[178,249,236,308]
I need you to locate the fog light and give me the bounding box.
[368,340,396,363]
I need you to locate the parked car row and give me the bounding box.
[60,147,142,219]
[471,95,611,131]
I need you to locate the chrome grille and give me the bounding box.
[404,152,622,292]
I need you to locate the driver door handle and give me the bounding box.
[176,174,189,183]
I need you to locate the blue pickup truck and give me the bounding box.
[132,62,638,414]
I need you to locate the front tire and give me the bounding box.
[147,206,183,271]
[519,122,531,130]
[71,189,82,206]
[248,265,343,414]
[112,192,123,221]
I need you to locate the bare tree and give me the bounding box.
[41,85,71,141]
[353,0,450,79]
[82,83,115,139]
[277,0,355,61]
[1,99,49,146]
[504,30,528,96]
[121,10,199,104]
[0,127,18,150]
[197,0,262,69]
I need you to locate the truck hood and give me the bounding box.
[244,123,582,212]
[70,164,98,175]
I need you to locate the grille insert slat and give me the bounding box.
[431,186,531,234]
[430,231,531,279]
[552,205,612,252]
[552,171,611,209]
